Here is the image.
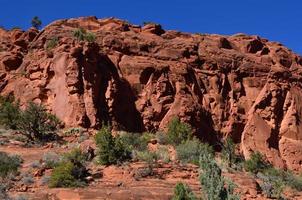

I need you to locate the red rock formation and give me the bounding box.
[0,17,302,171]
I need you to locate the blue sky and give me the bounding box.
[1,0,301,54]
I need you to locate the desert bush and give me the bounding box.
[42,152,61,168]
[172,182,197,200]
[0,95,21,129]
[73,28,96,42]
[155,131,169,145]
[117,132,149,152]
[63,127,84,137]
[49,161,86,188]
[167,117,192,145]
[156,146,170,163]
[17,102,60,142]
[62,148,87,165]
[84,32,96,42]
[134,165,153,179]
[49,148,89,188]
[21,172,34,185]
[257,172,284,199]
[285,172,302,191]
[95,125,131,165]
[0,184,10,200]
[176,138,213,165]
[135,150,158,164]
[262,167,302,192]
[73,28,86,41]
[30,160,41,169]
[199,153,239,200]
[40,175,50,186]
[244,152,270,174]
[46,37,59,50]
[0,152,22,178]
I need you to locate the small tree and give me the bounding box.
[18,102,60,142]
[31,16,42,29]
[172,182,197,200]
[221,138,236,168]
[199,153,240,200]
[0,95,21,129]
[167,117,192,145]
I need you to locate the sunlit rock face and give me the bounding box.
[1,17,302,171]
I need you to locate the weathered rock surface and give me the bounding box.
[0,17,302,171]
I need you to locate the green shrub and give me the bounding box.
[285,173,302,191]
[199,153,239,200]
[0,95,21,129]
[73,28,86,41]
[117,132,150,152]
[62,148,87,165]
[46,37,59,50]
[18,102,60,142]
[135,150,158,164]
[167,117,192,145]
[49,161,86,188]
[244,152,270,174]
[176,138,213,165]
[73,28,96,42]
[95,125,131,165]
[84,32,96,43]
[221,138,237,168]
[172,182,197,200]
[49,148,89,188]
[0,152,22,178]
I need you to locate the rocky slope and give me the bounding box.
[0,16,302,171]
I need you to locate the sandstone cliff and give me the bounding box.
[0,17,302,171]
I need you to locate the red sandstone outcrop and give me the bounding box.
[0,17,302,171]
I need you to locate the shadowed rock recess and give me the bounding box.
[0,17,302,171]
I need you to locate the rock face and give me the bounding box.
[0,17,302,171]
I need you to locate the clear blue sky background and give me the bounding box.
[1,0,301,54]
